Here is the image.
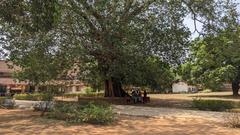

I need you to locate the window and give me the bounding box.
[0,72,12,78]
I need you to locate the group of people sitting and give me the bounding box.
[131,88,147,103]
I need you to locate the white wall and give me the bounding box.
[172,82,189,93]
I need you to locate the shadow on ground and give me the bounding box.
[0,109,239,135]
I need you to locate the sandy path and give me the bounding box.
[0,109,239,135]
[113,105,228,122]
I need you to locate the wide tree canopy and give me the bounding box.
[179,1,240,96]
[0,0,237,97]
[180,28,240,96]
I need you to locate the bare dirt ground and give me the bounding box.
[56,92,240,108]
[146,92,240,108]
[0,109,239,135]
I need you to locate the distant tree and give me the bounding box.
[0,0,237,97]
[180,23,240,95]
[137,57,175,91]
[179,1,240,96]
[0,0,73,90]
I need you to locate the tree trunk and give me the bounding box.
[232,80,239,96]
[104,77,129,97]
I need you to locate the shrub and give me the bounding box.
[84,87,94,94]
[33,101,54,112]
[0,97,7,106]
[192,98,234,111]
[63,92,104,98]
[81,92,104,97]
[0,97,15,109]
[224,112,240,128]
[48,101,114,124]
[62,93,79,98]
[200,89,212,93]
[14,93,48,101]
[0,97,6,102]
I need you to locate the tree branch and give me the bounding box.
[78,0,106,31]
[181,0,205,35]
[121,0,155,23]
[67,0,99,34]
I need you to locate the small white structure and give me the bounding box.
[172,81,197,93]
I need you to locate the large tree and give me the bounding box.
[179,1,240,96]
[0,0,236,97]
[180,29,240,96]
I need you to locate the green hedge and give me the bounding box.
[63,93,104,98]
[48,101,114,124]
[14,92,105,101]
[14,93,49,101]
[192,99,235,111]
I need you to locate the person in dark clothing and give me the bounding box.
[144,90,147,98]
[137,90,143,103]
[131,89,138,103]
[143,90,147,103]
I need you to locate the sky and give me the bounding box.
[184,2,240,38]
[1,2,240,59]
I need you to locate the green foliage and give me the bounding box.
[180,30,240,91]
[1,0,238,94]
[0,97,7,104]
[14,85,60,101]
[200,89,212,93]
[77,64,104,92]
[48,101,114,124]
[14,93,48,101]
[192,98,235,111]
[178,3,240,94]
[121,56,175,91]
[83,87,94,94]
[144,57,175,90]
[0,0,60,32]
[63,92,104,98]
[62,87,104,98]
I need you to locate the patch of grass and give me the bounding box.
[192,98,235,111]
[14,93,49,101]
[200,89,212,93]
[48,101,114,124]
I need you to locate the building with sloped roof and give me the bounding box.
[0,60,86,95]
[0,60,28,95]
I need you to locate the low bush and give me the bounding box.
[83,87,94,94]
[0,97,6,105]
[192,98,235,111]
[14,93,48,101]
[224,112,240,128]
[81,92,104,97]
[62,93,78,98]
[0,97,15,109]
[63,92,104,98]
[48,101,114,124]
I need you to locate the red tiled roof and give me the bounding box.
[0,78,28,85]
[0,60,20,73]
